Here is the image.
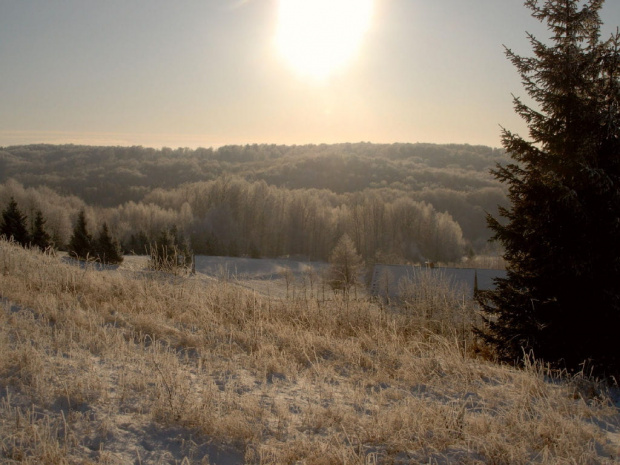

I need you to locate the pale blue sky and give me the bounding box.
[0,0,618,149]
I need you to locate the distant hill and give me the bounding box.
[0,142,508,204]
[0,143,510,258]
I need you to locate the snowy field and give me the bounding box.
[193,255,327,280]
[2,244,618,464]
[120,254,331,299]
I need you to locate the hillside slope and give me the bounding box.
[0,240,618,464]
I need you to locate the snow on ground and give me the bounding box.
[3,248,619,464]
[193,256,327,280]
[194,256,330,299]
[120,255,331,299]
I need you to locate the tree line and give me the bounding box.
[0,197,123,264]
[0,197,51,251]
[0,142,508,250]
[0,177,470,265]
[0,193,371,297]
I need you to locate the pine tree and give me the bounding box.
[31,210,53,251]
[68,209,93,260]
[169,225,192,267]
[0,197,30,246]
[149,228,191,272]
[96,222,123,265]
[126,230,149,255]
[478,0,620,376]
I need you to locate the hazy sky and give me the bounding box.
[1,0,619,149]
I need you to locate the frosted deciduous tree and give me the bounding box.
[327,234,365,298]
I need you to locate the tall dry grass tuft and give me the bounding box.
[396,269,480,357]
[0,239,618,464]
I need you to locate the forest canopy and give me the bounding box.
[0,142,508,263]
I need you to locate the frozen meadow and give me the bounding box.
[0,242,618,464]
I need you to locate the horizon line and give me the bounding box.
[0,130,503,151]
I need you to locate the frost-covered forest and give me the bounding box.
[0,142,508,263]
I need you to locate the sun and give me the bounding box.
[275,0,373,80]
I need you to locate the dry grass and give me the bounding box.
[0,239,618,464]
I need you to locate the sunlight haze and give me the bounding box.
[275,0,373,80]
[0,0,619,149]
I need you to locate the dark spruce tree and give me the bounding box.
[125,230,149,255]
[169,225,192,266]
[31,210,53,251]
[0,197,30,246]
[477,0,620,376]
[68,209,93,260]
[95,222,123,265]
[149,228,192,272]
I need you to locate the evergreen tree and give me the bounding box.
[149,228,191,272]
[68,209,93,260]
[0,197,30,246]
[169,225,192,266]
[478,0,620,376]
[151,229,175,270]
[31,210,53,251]
[96,222,123,265]
[327,234,364,298]
[126,230,149,255]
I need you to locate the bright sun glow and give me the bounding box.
[275,0,373,80]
